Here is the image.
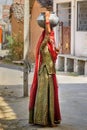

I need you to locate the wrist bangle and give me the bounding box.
[46,21,50,24]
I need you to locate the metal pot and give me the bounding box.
[37,12,59,28]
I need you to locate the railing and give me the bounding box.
[57,54,87,75]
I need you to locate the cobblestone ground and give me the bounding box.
[0,63,87,130]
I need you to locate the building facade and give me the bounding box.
[54,0,87,75]
[0,4,11,49]
[54,0,87,57]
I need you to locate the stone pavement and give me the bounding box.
[0,63,87,130]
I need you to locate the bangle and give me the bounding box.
[46,21,50,24]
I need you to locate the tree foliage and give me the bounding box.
[6,34,23,61]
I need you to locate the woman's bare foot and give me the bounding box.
[50,123,57,127]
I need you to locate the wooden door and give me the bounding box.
[62,26,71,54]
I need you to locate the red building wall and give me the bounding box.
[11,14,24,42]
[29,1,46,62]
[11,0,46,62]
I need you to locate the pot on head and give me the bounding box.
[37,12,59,28]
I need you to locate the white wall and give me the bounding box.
[54,0,87,57]
[75,32,87,57]
[75,0,87,57]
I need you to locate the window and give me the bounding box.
[56,3,71,27]
[77,1,87,31]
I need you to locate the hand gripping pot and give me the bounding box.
[37,12,59,28]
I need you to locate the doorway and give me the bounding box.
[56,2,71,54]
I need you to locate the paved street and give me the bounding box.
[0,63,87,130]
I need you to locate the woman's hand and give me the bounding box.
[55,47,59,53]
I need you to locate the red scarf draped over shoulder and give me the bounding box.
[29,30,61,121]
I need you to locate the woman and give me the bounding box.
[29,11,61,126]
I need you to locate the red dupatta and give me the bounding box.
[29,30,61,121]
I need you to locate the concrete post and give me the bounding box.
[64,57,67,72]
[23,0,29,97]
[84,62,87,75]
[74,59,78,73]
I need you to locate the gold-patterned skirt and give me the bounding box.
[29,66,55,126]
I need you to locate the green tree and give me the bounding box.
[7,34,23,61]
